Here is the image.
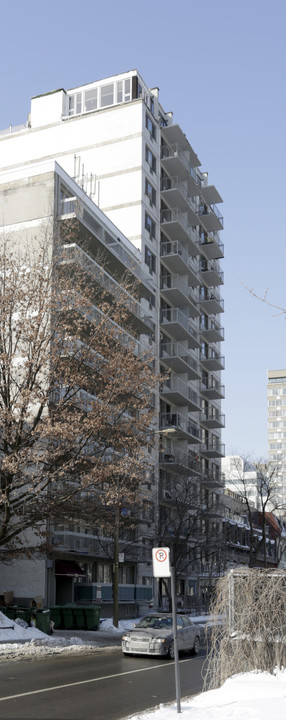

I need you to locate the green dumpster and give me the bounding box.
[73,607,86,630]
[35,610,50,635]
[3,607,16,620]
[62,606,74,629]
[50,606,63,630]
[84,606,101,631]
[15,609,30,624]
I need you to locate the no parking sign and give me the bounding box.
[152,547,171,577]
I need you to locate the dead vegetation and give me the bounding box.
[203,567,286,690]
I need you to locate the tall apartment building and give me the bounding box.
[0,70,225,612]
[267,369,286,509]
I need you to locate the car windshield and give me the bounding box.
[136,616,173,630]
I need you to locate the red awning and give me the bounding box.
[55,560,86,577]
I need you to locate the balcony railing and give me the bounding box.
[160,413,201,442]
[160,241,199,278]
[161,375,200,410]
[160,308,200,345]
[200,410,225,428]
[160,341,200,378]
[201,439,225,457]
[199,203,224,228]
[200,348,225,370]
[199,232,224,259]
[161,143,190,174]
[161,274,200,312]
[61,244,154,333]
[200,317,225,341]
[200,378,225,399]
[58,198,154,293]
[159,450,202,475]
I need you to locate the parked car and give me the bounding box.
[121,613,200,659]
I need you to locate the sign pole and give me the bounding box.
[152,548,181,714]
[171,565,181,714]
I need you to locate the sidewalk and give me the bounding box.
[53,627,124,647]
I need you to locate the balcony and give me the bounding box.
[200,409,225,429]
[200,232,224,260]
[200,289,224,315]
[161,175,190,212]
[159,450,202,476]
[160,208,199,255]
[200,259,224,287]
[201,348,225,371]
[199,203,224,232]
[160,308,200,348]
[61,244,155,336]
[160,413,201,443]
[161,275,200,317]
[201,439,225,458]
[58,196,155,299]
[200,377,225,400]
[161,124,201,169]
[160,341,201,380]
[200,183,223,207]
[160,376,200,412]
[201,471,224,488]
[200,318,225,343]
[160,241,200,286]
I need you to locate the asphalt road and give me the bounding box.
[0,646,206,720]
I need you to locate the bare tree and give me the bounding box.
[222,456,283,567]
[157,472,226,611]
[204,568,286,690]
[0,231,158,619]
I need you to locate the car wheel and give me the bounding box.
[191,636,200,655]
[169,641,175,660]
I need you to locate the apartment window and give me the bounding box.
[145,179,156,207]
[150,97,154,114]
[97,563,112,583]
[145,145,157,174]
[84,88,98,112]
[69,92,82,116]
[100,83,114,107]
[145,212,156,239]
[117,78,131,103]
[146,112,156,140]
[145,246,156,273]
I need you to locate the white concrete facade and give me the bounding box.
[0,70,225,612]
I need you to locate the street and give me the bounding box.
[0,646,206,719]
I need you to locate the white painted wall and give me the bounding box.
[0,100,160,254]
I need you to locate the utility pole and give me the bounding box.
[113,505,119,628]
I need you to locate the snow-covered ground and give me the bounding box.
[1,611,286,719]
[127,671,286,720]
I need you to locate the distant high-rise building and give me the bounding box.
[267,369,286,508]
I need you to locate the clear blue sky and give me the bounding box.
[1,0,285,460]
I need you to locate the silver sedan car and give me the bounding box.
[121,613,200,659]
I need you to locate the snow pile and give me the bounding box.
[128,670,286,720]
[0,611,137,660]
[0,610,48,641]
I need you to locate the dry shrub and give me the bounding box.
[203,567,286,690]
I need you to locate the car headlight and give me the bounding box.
[122,635,129,641]
[155,638,166,643]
